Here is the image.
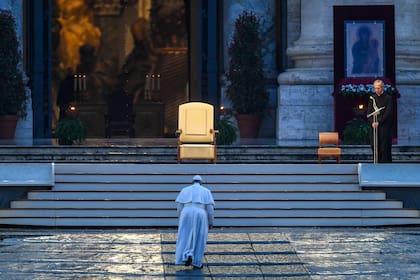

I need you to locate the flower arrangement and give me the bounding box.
[337,77,398,97]
[339,83,397,96]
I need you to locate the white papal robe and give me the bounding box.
[175,182,215,267]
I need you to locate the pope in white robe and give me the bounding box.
[175,175,215,269]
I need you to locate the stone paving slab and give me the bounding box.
[0,227,419,279]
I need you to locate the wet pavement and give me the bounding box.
[0,227,419,279]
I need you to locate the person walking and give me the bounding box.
[175,175,215,269]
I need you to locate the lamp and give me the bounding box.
[353,102,367,117]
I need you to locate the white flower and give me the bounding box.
[339,83,396,96]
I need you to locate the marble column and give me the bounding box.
[394,0,420,143]
[277,0,334,143]
[279,0,334,84]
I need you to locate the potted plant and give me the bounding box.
[226,10,268,138]
[0,10,27,139]
[342,118,370,145]
[215,112,237,145]
[55,117,87,145]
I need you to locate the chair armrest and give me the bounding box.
[211,129,219,145]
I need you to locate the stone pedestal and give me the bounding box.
[395,0,420,144]
[395,87,420,144]
[277,0,334,142]
[277,85,334,142]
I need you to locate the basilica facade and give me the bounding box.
[1,0,419,145]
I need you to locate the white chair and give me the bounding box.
[175,102,218,163]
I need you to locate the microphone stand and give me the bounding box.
[367,97,385,164]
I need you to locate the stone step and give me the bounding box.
[53,183,361,191]
[10,199,403,209]
[0,217,419,227]
[1,208,418,218]
[27,190,386,200]
[54,162,358,174]
[54,174,358,184]
[0,163,419,227]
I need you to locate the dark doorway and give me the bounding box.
[52,0,189,138]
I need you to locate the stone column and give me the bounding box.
[395,0,420,143]
[277,0,334,143]
[280,0,333,84]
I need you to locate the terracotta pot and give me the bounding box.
[0,115,18,139]
[236,114,261,138]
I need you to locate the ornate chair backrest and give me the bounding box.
[178,102,214,143]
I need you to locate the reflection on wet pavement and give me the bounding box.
[0,228,419,279]
[0,232,164,279]
[285,227,420,280]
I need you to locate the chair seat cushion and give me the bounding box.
[179,144,215,159]
[318,147,341,156]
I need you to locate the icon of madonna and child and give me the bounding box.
[346,22,384,77]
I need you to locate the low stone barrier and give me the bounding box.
[359,163,420,208]
[0,163,54,208]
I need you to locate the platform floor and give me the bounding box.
[1,137,284,146]
[3,136,420,146]
[1,137,420,163]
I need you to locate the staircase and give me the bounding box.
[0,163,419,227]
